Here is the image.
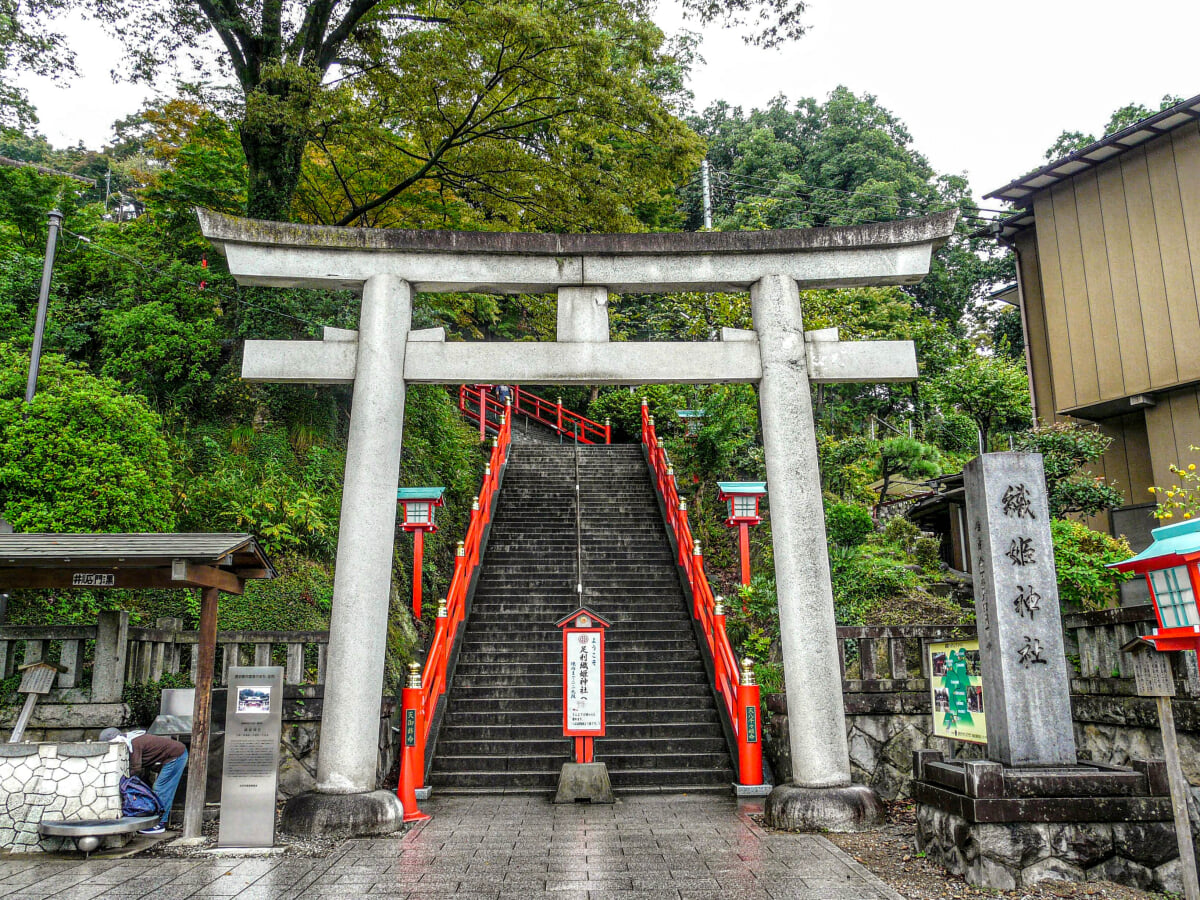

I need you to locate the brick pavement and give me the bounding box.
[0,794,904,899]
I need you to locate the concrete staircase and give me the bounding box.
[429,442,735,793]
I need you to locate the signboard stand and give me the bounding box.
[1122,638,1200,900]
[217,666,284,848]
[927,639,986,745]
[554,607,614,804]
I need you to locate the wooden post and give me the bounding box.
[1157,695,1200,900]
[183,585,220,839]
[738,521,751,588]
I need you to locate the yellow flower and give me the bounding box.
[1186,513,1193,519]
[1167,491,1176,498]
[1149,487,1157,493]
[1164,513,1174,518]
[1190,464,1197,471]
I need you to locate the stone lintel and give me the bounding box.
[197,208,956,293]
[241,336,917,386]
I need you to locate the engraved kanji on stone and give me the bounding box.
[1013,584,1042,620]
[1017,636,1048,668]
[1001,483,1036,520]
[1005,537,1036,567]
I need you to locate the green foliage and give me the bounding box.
[1014,422,1125,519]
[1044,95,1184,160]
[1051,520,1133,611]
[218,556,333,631]
[122,672,194,729]
[0,345,176,532]
[874,436,941,505]
[931,353,1031,451]
[824,501,874,547]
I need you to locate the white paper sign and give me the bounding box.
[565,631,602,732]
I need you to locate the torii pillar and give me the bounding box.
[198,209,957,835]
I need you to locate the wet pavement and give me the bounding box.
[0,793,904,899]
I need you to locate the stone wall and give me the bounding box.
[0,742,126,853]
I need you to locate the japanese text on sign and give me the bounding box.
[565,631,602,733]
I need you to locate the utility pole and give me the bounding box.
[104,170,112,215]
[25,209,63,405]
[701,159,713,230]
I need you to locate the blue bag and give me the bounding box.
[120,775,164,818]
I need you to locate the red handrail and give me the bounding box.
[459,385,610,444]
[399,401,513,817]
[640,400,762,786]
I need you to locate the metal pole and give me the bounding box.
[25,209,63,404]
[1157,695,1200,900]
[183,585,220,839]
[701,160,713,230]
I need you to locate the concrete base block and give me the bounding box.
[554,763,614,804]
[764,783,884,832]
[733,782,774,797]
[280,789,406,838]
[414,787,432,801]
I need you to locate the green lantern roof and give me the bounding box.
[1111,518,1200,572]
[396,487,446,502]
[717,481,767,497]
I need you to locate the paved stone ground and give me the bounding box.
[0,794,903,899]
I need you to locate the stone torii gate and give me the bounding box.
[198,209,957,834]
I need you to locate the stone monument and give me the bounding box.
[914,452,1182,892]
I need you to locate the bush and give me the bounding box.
[1051,520,1132,611]
[824,501,874,546]
[0,345,176,533]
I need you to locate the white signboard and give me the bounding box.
[565,631,603,734]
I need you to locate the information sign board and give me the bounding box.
[565,630,603,734]
[929,639,987,744]
[218,666,283,848]
[1131,649,1176,698]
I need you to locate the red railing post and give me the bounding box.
[691,540,703,618]
[604,417,611,444]
[713,597,727,694]
[399,662,430,821]
[677,500,689,567]
[737,658,763,786]
[479,386,487,441]
[556,396,563,434]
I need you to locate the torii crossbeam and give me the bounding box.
[199,208,957,834]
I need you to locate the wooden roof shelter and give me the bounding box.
[0,533,275,841]
[0,533,275,593]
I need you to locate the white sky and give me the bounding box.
[16,1,1200,203]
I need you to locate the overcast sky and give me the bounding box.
[16,1,1200,203]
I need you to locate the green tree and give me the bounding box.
[932,353,1031,452]
[1013,421,1124,519]
[1043,94,1184,160]
[83,0,700,224]
[0,345,176,531]
[874,436,940,508]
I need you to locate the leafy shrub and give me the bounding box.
[824,501,874,547]
[829,544,923,625]
[914,535,943,571]
[1051,520,1132,611]
[0,345,176,532]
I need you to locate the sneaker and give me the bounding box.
[138,825,166,835]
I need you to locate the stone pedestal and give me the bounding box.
[280,790,405,839]
[553,763,614,804]
[912,750,1180,892]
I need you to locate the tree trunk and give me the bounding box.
[239,64,320,222]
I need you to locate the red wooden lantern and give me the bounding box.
[397,487,445,620]
[717,481,767,587]
[555,606,612,764]
[1110,519,1200,652]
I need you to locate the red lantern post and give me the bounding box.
[717,482,767,589]
[397,487,445,620]
[555,607,612,764]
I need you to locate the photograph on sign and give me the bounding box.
[929,639,987,745]
[236,686,271,714]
